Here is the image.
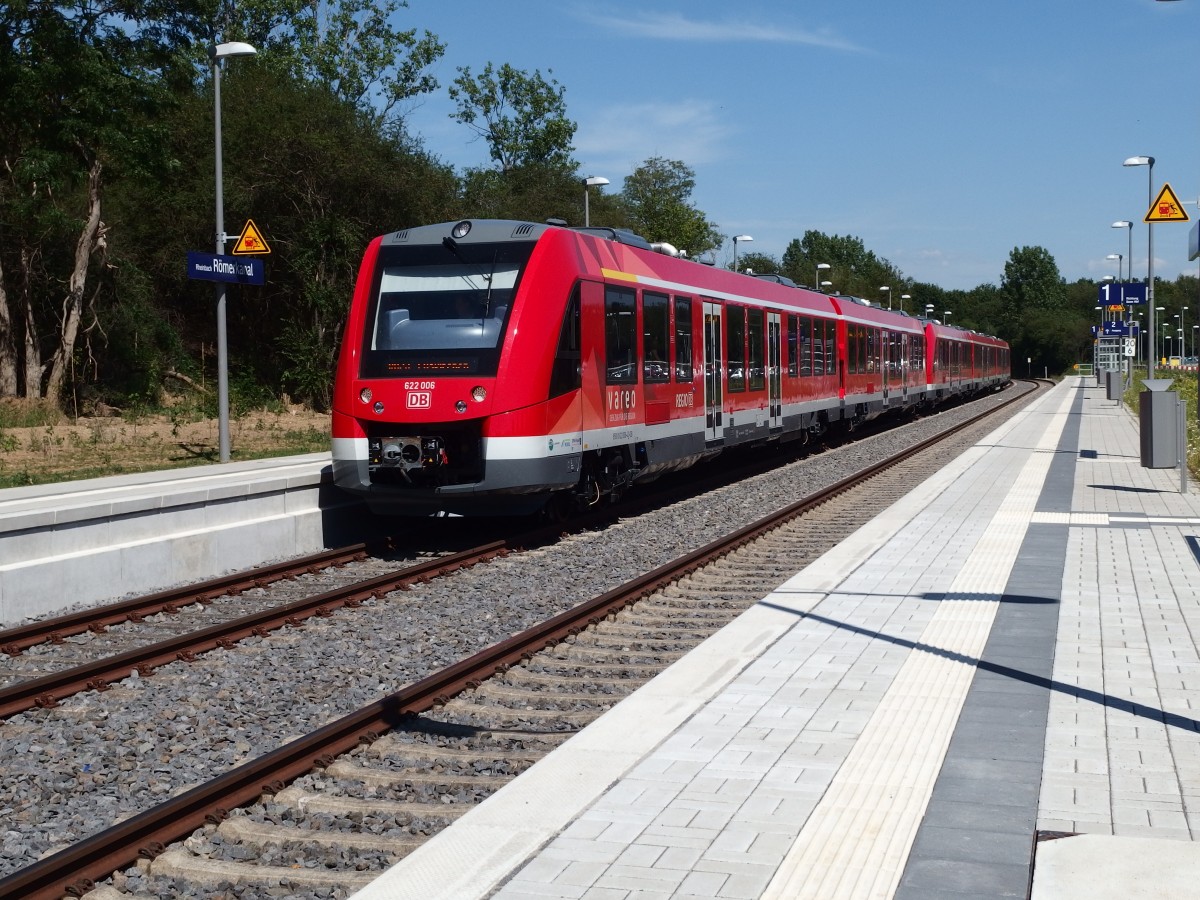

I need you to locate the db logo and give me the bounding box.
[406,391,432,409]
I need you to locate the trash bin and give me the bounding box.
[1106,369,1122,401]
[1140,379,1178,468]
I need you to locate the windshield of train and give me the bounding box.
[360,240,533,378]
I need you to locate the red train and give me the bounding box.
[331,219,1010,516]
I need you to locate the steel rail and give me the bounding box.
[0,543,379,656]
[0,541,508,719]
[0,381,1038,900]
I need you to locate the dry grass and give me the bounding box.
[0,405,330,488]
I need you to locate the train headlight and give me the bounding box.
[373,401,384,414]
[359,387,372,404]
[455,400,468,414]
[471,385,487,402]
[451,220,471,239]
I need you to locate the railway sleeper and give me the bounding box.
[364,738,552,764]
[272,785,473,821]
[146,846,378,890]
[368,728,568,755]
[548,644,690,662]
[516,663,665,682]
[214,812,422,854]
[323,758,516,791]
[589,620,736,637]
[439,698,605,725]
[473,681,635,704]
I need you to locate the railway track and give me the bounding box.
[0,382,1041,900]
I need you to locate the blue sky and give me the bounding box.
[398,0,1200,292]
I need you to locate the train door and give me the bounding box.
[703,301,724,442]
[767,312,782,428]
[881,329,891,407]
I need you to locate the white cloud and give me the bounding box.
[575,100,735,174]
[570,8,867,53]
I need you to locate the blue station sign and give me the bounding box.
[1097,282,1147,306]
[186,252,264,285]
[1094,320,1139,337]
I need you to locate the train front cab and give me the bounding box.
[331,222,591,516]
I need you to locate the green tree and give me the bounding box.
[736,252,780,276]
[619,158,721,257]
[0,0,203,405]
[224,0,444,125]
[780,231,904,298]
[112,70,457,410]
[998,246,1085,372]
[449,62,576,174]
[1000,246,1066,324]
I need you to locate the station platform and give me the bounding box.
[353,376,1200,900]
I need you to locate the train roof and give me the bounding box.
[372,219,1008,347]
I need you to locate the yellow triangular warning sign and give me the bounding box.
[232,219,271,255]
[1145,183,1189,223]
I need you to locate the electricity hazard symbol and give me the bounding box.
[1145,183,1189,223]
[232,219,271,255]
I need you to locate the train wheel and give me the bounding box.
[542,490,576,523]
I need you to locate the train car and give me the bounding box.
[924,321,1011,401]
[331,219,1008,517]
[828,296,926,425]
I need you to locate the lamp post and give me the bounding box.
[944,310,952,325]
[583,176,608,227]
[815,262,830,289]
[1193,324,1198,360]
[1107,253,1123,280]
[820,281,833,291]
[900,293,911,314]
[1124,155,1155,377]
[924,303,934,319]
[1112,221,1133,280]
[1156,306,1165,367]
[210,40,257,464]
[880,286,891,309]
[732,234,752,271]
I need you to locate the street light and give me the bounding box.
[583,176,608,227]
[820,280,833,291]
[944,310,952,325]
[209,40,257,464]
[1156,305,1166,366]
[1124,155,1155,377]
[1106,253,1123,280]
[900,293,911,313]
[815,262,830,289]
[732,234,752,271]
[1112,221,1133,281]
[924,303,935,319]
[880,286,891,309]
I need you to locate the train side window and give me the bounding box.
[799,318,812,377]
[605,285,638,384]
[848,325,859,375]
[787,315,799,377]
[643,291,670,383]
[748,308,765,390]
[727,305,746,393]
[814,320,826,376]
[549,283,582,398]
[674,296,694,381]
